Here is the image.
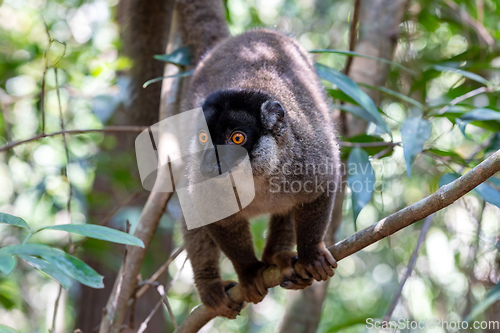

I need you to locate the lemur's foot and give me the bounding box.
[296,242,337,281]
[238,261,268,303]
[198,280,243,319]
[264,251,314,289]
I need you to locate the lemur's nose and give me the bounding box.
[200,146,222,177]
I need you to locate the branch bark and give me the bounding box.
[176,148,500,333]
[99,190,172,333]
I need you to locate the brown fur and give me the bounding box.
[182,29,340,319]
[176,0,230,64]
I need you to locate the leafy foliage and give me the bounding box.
[347,148,375,227]
[401,118,432,176]
[0,213,144,290]
[315,63,390,134]
[0,0,499,331]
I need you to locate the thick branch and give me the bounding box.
[329,149,499,260]
[176,149,500,333]
[99,190,172,333]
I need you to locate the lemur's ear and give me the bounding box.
[261,100,286,135]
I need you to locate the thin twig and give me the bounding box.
[138,258,187,333]
[442,0,495,48]
[41,69,47,135]
[72,190,143,251]
[460,135,495,172]
[340,141,399,148]
[41,19,67,135]
[166,257,188,294]
[343,0,360,75]
[136,290,165,333]
[164,257,188,329]
[436,86,496,116]
[373,144,396,159]
[461,200,485,318]
[477,0,484,25]
[384,214,434,321]
[42,24,72,330]
[41,21,52,135]
[0,126,147,153]
[54,67,75,254]
[163,296,178,330]
[134,246,185,300]
[50,285,63,333]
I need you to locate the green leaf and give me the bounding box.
[19,255,73,290]
[425,148,467,166]
[457,108,500,138]
[456,118,470,139]
[465,283,500,321]
[0,244,104,289]
[432,65,490,85]
[486,132,500,154]
[401,118,431,177]
[0,324,18,333]
[143,69,194,88]
[460,108,500,121]
[336,104,382,127]
[487,177,500,189]
[341,134,394,158]
[154,46,192,66]
[475,182,500,209]
[315,63,391,134]
[358,83,425,109]
[347,148,375,228]
[0,255,16,275]
[328,89,358,105]
[439,173,500,208]
[0,213,30,230]
[310,49,417,75]
[439,173,460,188]
[38,224,144,248]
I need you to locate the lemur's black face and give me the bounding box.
[197,90,285,177]
[201,90,268,151]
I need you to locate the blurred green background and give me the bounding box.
[0,0,499,332]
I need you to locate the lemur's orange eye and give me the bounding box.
[199,131,209,144]
[231,132,246,145]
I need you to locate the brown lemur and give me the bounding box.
[178,30,342,318]
[178,4,341,320]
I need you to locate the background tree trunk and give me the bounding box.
[96,1,229,332]
[76,0,175,331]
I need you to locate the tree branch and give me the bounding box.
[99,190,172,333]
[176,148,500,333]
[0,126,147,153]
[436,86,497,116]
[384,214,433,321]
[442,0,496,49]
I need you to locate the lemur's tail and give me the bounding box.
[177,0,230,65]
